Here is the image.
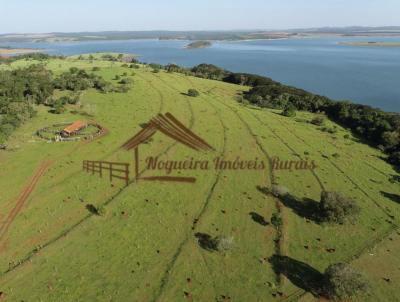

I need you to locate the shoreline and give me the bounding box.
[338,41,400,47]
[0,47,43,55]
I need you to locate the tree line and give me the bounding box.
[159,63,400,168]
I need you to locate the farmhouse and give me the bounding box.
[61,121,87,137]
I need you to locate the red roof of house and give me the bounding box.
[63,121,86,134]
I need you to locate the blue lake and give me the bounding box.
[2,37,400,112]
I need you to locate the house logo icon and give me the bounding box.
[121,112,214,183]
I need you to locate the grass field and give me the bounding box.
[0,55,399,301]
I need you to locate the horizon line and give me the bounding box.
[2,25,400,36]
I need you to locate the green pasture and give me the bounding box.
[0,56,399,301]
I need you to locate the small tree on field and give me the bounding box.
[319,191,360,223]
[271,184,289,198]
[215,236,235,252]
[271,212,283,229]
[86,204,106,216]
[187,89,200,97]
[323,263,369,300]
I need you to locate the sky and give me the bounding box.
[0,0,399,34]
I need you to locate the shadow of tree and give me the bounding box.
[195,233,218,252]
[381,191,400,204]
[249,212,269,226]
[280,194,321,223]
[269,255,324,296]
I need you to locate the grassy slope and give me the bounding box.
[0,57,399,301]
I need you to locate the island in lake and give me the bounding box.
[186,41,212,49]
[339,41,400,47]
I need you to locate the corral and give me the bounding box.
[37,121,104,142]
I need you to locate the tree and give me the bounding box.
[215,236,235,252]
[388,151,400,167]
[187,89,200,97]
[323,263,369,300]
[319,191,360,223]
[382,131,400,150]
[191,64,228,80]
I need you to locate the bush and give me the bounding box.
[58,95,79,105]
[282,105,296,117]
[319,191,360,223]
[389,175,400,184]
[93,77,113,93]
[115,84,131,93]
[51,102,66,114]
[323,263,369,300]
[311,116,326,126]
[187,89,200,97]
[92,67,101,71]
[119,78,134,85]
[321,126,338,134]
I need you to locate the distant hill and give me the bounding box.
[1,26,399,43]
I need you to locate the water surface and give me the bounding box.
[2,37,399,112]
